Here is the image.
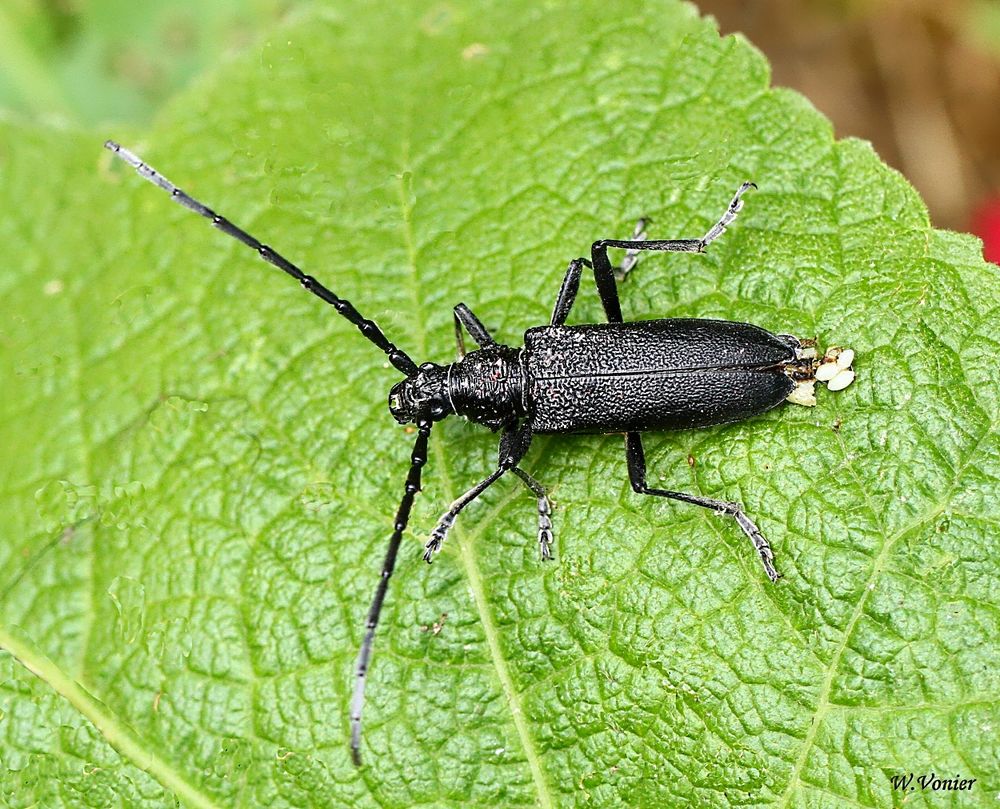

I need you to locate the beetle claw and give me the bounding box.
[424,515,453,561]
[538,530,554,560]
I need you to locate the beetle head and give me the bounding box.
[388,362,453,424]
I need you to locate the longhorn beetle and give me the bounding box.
[104,141,854,765]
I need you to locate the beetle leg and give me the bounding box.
[590,182,756,323]
[512,467,554,560]
[424,468,507,560]
[550,220,649,326]
[424,424,533,560]
[614,218,649,281]
[453,303,497,359]
[624,432,780,582]
[550,257,589,326]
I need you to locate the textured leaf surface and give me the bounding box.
[2,2,999,807]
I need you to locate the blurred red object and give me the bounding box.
[971,198,1000,265]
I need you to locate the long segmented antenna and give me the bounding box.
[351,420,431,765]
[104,140,418,377]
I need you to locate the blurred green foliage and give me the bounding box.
[967,0,1000,58]
[0,0,290,125]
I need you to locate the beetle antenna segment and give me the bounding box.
[103,140,418,377]
[351,420,432,766]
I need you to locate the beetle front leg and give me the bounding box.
[512,466,554,560]
[624,432,780,582]
[550,258,588,326]
[453,303,497,359]
[424,424,533,560]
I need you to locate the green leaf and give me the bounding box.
[0,0,289,126]
[2,2,999,807]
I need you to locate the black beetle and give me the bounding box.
[103,142,854,765]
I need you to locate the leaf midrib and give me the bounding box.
[393,135,557,807]
[774,387,998,805]
[0,625,222,809]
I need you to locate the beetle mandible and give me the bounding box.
[104,141,855,765]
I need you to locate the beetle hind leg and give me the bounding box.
[589,181,756,323]
[625,432,780,582]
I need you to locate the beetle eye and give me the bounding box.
[390,394,400,409]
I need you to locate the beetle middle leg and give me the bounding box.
[624,432,780,582]
[424,424,533,560]
[511,467,554,560]
[614,218,649,281]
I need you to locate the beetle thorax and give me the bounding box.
[447,345,526,431]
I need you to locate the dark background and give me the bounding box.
[703,0,1000,242]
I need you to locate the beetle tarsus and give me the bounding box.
[509,466,553,559]
[727,504,781,582]
[424,519,452,562]
[699,180,756,247]
[614,218,649,281]
[538,497,554,560]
